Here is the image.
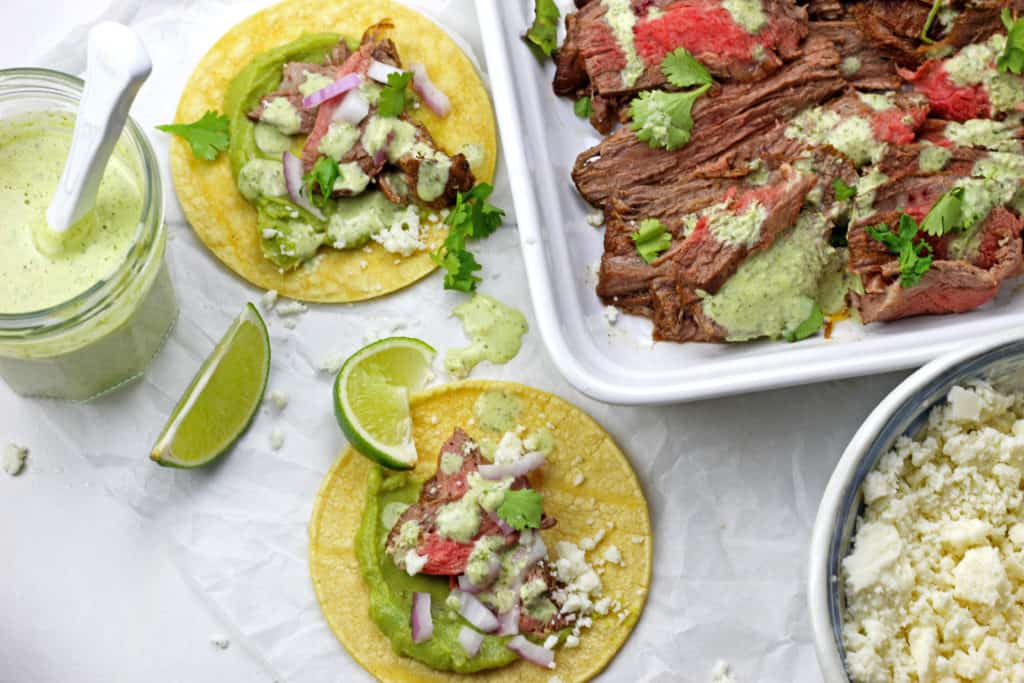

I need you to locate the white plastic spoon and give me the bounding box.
[45,22,151,234]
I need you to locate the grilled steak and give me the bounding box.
[811,20,901,92]
[850,0,933,67]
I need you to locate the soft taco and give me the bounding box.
[309,380,652,681]
[167,0,497,302]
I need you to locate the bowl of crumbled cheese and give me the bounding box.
[810,329,1024,682]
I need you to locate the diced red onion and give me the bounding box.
[332,89,369,125]
[487,509,514,536]
[411,592,433,644]
[372,130,395,168]
[457,626,484,657]
[453,590,499,633]
[411,63,451,117]
[497,605,520,636]
[301,72,361,109]
[367,59,405,84]
[282,152,324,221]
[507,635,555,669]
[478,452,546,481]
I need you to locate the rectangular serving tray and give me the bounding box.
[475,0,1024,405]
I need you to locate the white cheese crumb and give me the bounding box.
[603,545,623,566]
[631,535,645,544]
[282,319,297,330]
[572,472,585,487]
[359,260,368,270]
[711,659,738,683]
[275,300,307,316]
[269,429,285,450]
[602,306,619,325]
[429,415,439,425]
[2,444,28,476]
[319,353,346,374]
[209,635,230,650]
[586,210,605,227]
[260,289,278,310]
[269,390,289,410]
[543,634,559,650]
[372,206,425,256]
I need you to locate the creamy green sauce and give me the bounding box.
[298,71,333,97]
[723,0,767,34]
[445,295,529,378]
[857,92,894,112]
[238,159,287,201]
[326,192,400,249]
[261,97,302,135]
[362,116,417,162]
[785,109,886,168]
[0,112,142,314]
[702,211,836,341]
[919,144,953,172]
[523,427,556,455]
[318,121,360,160]
[358,468,519,672]
[840,57,862,77]
[253,122,293,156]
[944,35,1023,114]
[474,390,521,433]
[602,0,644,87]
[709,202,768,247]
[945,117,1023,153]
[332,162,371,195]
[852,168,889,221]
[410,142,452,202]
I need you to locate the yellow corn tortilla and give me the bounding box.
[309,380,652,682]
[167,0,497,302]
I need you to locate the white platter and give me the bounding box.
[475,0,1024,405]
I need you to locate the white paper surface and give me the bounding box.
[2,1,912,681]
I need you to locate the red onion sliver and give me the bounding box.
[453,590,499,633]
[281,152,325,221]
[411,592,433,644]
[301,72,361,109]
[411,63,451,117]
[487,509,514,536]
[457,626,484,657]
[507,635,555,669]
[332,88,370,125]
[478,452,546,481]
[367,59,405,84]
[497,605,520,636]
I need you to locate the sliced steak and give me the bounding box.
[651,278,726,341]
[572,35,844,208]
[518,561,574,635]
[851,0,933,68]
[665,166,815,292]
[937,1,1024,52]
[811,21,901,91]
[899,58,991,122]
[553,11,590,97]
[803,0,844,20]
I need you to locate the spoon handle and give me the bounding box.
[46,22,151,233]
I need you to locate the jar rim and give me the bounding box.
[0,67,164,336]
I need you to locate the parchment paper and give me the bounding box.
[5,1,911,680]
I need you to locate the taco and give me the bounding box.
[167,0,497,302]
[309,380,652,681]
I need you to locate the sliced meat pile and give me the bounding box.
[385,429,567,635]
[555,0,1024,342]
[248,25,473,210]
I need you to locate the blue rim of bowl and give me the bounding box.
[809,329,1024,681]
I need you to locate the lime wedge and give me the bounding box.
[151,303,270,468]
[333,337,436,469]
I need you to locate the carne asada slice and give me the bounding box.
[650,277,726,342]
[850,0,934,68]
[900,32,1024,122]
[664,165,816,292]
[803,0,844,21]
[811,21,902,92]
[851,207,1024,323]
[246,58,344,135]
[568,0,807,101]
[573,35,844,208]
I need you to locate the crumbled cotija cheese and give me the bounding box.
[842,381,1024,682]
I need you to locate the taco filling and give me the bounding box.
[226,23,474,271]
[359,427,612,674]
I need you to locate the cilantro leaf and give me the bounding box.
[785,300,824,342]
[631,218,672,263]
[431,183,506,292]
[629,85,710,151]
[919,186,965,236]
[833,178,857,201]
[497,489,544,531]
[661,48,713,88]
[866,214,934,289]
[302,156,340,207]
[378,71,413,118]
[998,8,1024,75]
[574,96,593,119]
[524,0,561,62]
[920,0,943,44]
[156,111,230,161]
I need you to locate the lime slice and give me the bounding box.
[151,303,270,468]
[333,337,436,469]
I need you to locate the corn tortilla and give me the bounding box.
[168,0,497,302]
[309,380,652,682]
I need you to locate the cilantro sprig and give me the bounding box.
[156,111,230,161]
[524,0,560,62]
[497,489,544,531]
[785,301,824,342]
[574,96,593,119]
[631,218,672,263]
[630,49,713,151]
[866,214,934,289]
[998,8,1024,75]
[919,186,965,236]
[920,0,943,44]
[432,183,506,292]
[378,72,413,118]
[303,156,340,208]
[833,178,857,202]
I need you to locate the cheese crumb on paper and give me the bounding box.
[210,635,230,650]
[2,444,28,476]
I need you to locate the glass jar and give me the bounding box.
[0,68,178,400]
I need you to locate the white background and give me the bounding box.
[0,1,912,681]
